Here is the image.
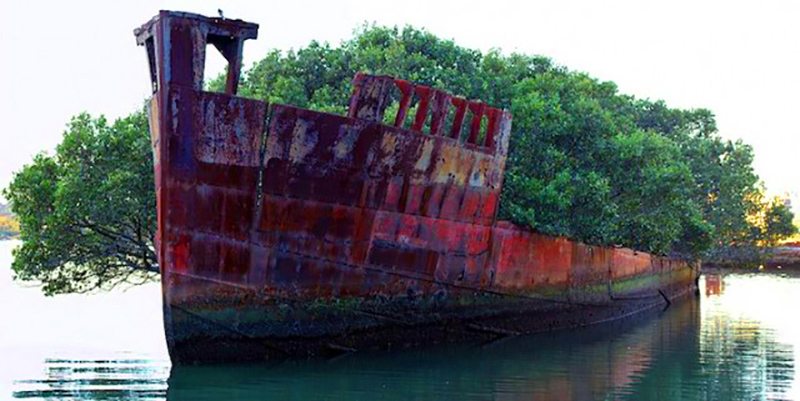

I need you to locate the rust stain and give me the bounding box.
[136,11,699,363]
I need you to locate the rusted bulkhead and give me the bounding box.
[136,11,698,363]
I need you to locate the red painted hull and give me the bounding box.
[136,11,698,364]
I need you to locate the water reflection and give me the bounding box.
[165,301,694,401]
[11,358,169,400]
[7,274,799,400]
[697,274,797,400]
[705,273,724,296]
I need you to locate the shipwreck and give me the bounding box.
[135,11,699,364]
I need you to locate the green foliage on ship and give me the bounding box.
[217,24,797,257]
[5,25,797,294]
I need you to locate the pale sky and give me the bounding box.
[1,0,797,209]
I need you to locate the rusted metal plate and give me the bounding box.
[137,11,699,364]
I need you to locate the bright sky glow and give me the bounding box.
[1,0,797,209]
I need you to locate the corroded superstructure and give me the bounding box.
[136,11,698,364]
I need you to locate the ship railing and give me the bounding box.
[348,73,508,152]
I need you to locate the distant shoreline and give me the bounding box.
[767,245,800,267]
[702,246,800,276]
[0,209,19,240]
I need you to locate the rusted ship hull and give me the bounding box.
[136,11,698,364]
[164,261,695,363]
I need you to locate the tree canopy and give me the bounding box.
[5,24,796,294]
[4,113,157,294]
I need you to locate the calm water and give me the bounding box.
[1,240,798,400]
